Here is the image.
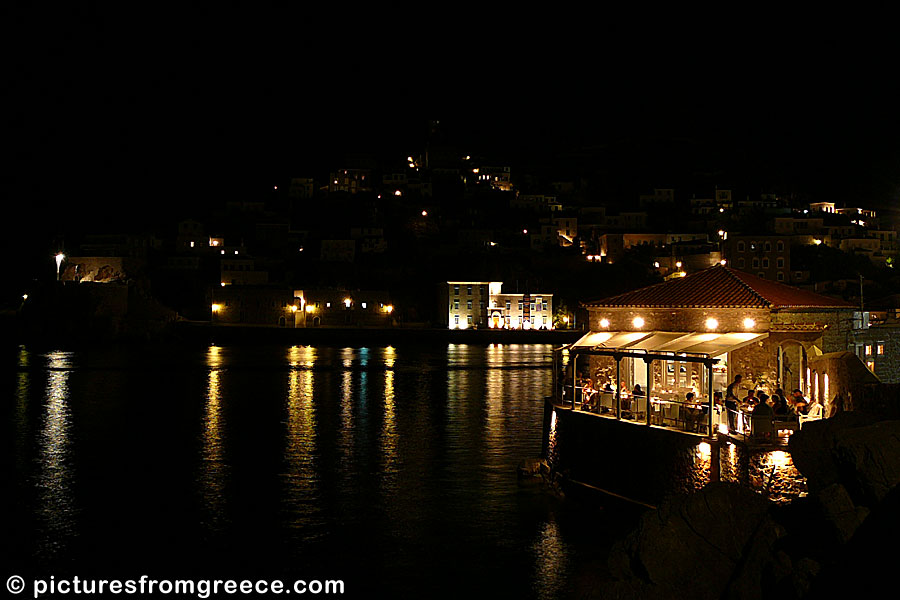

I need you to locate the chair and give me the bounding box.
[751,415,774,439]
[600,392,614,413]
[799,403,824,430]
[633,396,647,420]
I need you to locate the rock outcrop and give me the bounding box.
[601,483,783,600]
[591,415,900,599]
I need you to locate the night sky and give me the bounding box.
[4,7,900,299]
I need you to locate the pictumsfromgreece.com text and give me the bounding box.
[6,574,345,598]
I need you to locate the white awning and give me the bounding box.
[569,330,767,357]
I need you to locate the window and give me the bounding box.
[467,285,472,295]
[518,301,524,310]
[765,241,772,252]
[454,285,459,296]
[543,302,548,311]
[506,301,511,310]
[737,258,745,268]
[467,315,473,324]
[361,302,367,309]
[542,316,547,324]
[762,258,769,268]
[454,315,459,324]
[867,360,875,372]
[777,258,785,268]
[326,302,331,308]
[777,241,785,252]
[757,272,765,278]
[737,241,745,252]
[530,303,535,311]
[877,343,885,355]
[865,345,872,356]
[453,299,459,310]
[752,258,760,268]
[777,272,785,281]
[467,300,472,310]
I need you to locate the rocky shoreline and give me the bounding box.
[570,412,900,599]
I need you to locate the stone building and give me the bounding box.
[575,265,861,413]
[443,281,554,330]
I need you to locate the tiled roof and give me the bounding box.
[585,265,854,309]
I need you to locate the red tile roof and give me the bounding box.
[585,265,854,309]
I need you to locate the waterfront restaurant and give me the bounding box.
[554,265,858,437]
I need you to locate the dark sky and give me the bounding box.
[4,6,900,281]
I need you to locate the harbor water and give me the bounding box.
[1,343,643,599]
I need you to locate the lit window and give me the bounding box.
[867,360,875,372]
[865,345,872,356]
[326,302,331,308]
[361,302,367,309]
[877,343,885,355]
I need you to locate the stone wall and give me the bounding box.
[851,324,900,383]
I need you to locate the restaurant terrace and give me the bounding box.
[553,265,864,440]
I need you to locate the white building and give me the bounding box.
[446,281,553,330]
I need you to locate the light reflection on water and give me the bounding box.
[283,346,321,534]
[199,345,229,530]
[36,351,76,559]
[10,343,616,598]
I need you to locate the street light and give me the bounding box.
[55,253,65,281]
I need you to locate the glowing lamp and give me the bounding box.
[705,318,718,330]
[632,317,644,329]
[344,298,351,308]
[211,304,221,313]
[600,318,609,328]
[743,318,756,329]
[290,305,298,312]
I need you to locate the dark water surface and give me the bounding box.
[2,343,641,599]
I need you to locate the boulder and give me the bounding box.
[807,482,900,598]
[790,415,900,506]
[604,482,783,600]
[813,483,869,545]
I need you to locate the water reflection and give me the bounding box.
[36,351,76,559]
[15,346,30,472]
[340,349,355,470]
[199,345,229,530]
[284,346,321,531]
[532,517,569,600]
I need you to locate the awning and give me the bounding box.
[568,330,767,358]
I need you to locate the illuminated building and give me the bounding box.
[445,281,554,330]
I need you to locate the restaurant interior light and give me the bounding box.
[743,318,756,329]
[705,317,718,330]
[632,317,644,328]
[600,318,610,328]
[211,304,221,313]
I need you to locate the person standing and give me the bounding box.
[725,374,742,433]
